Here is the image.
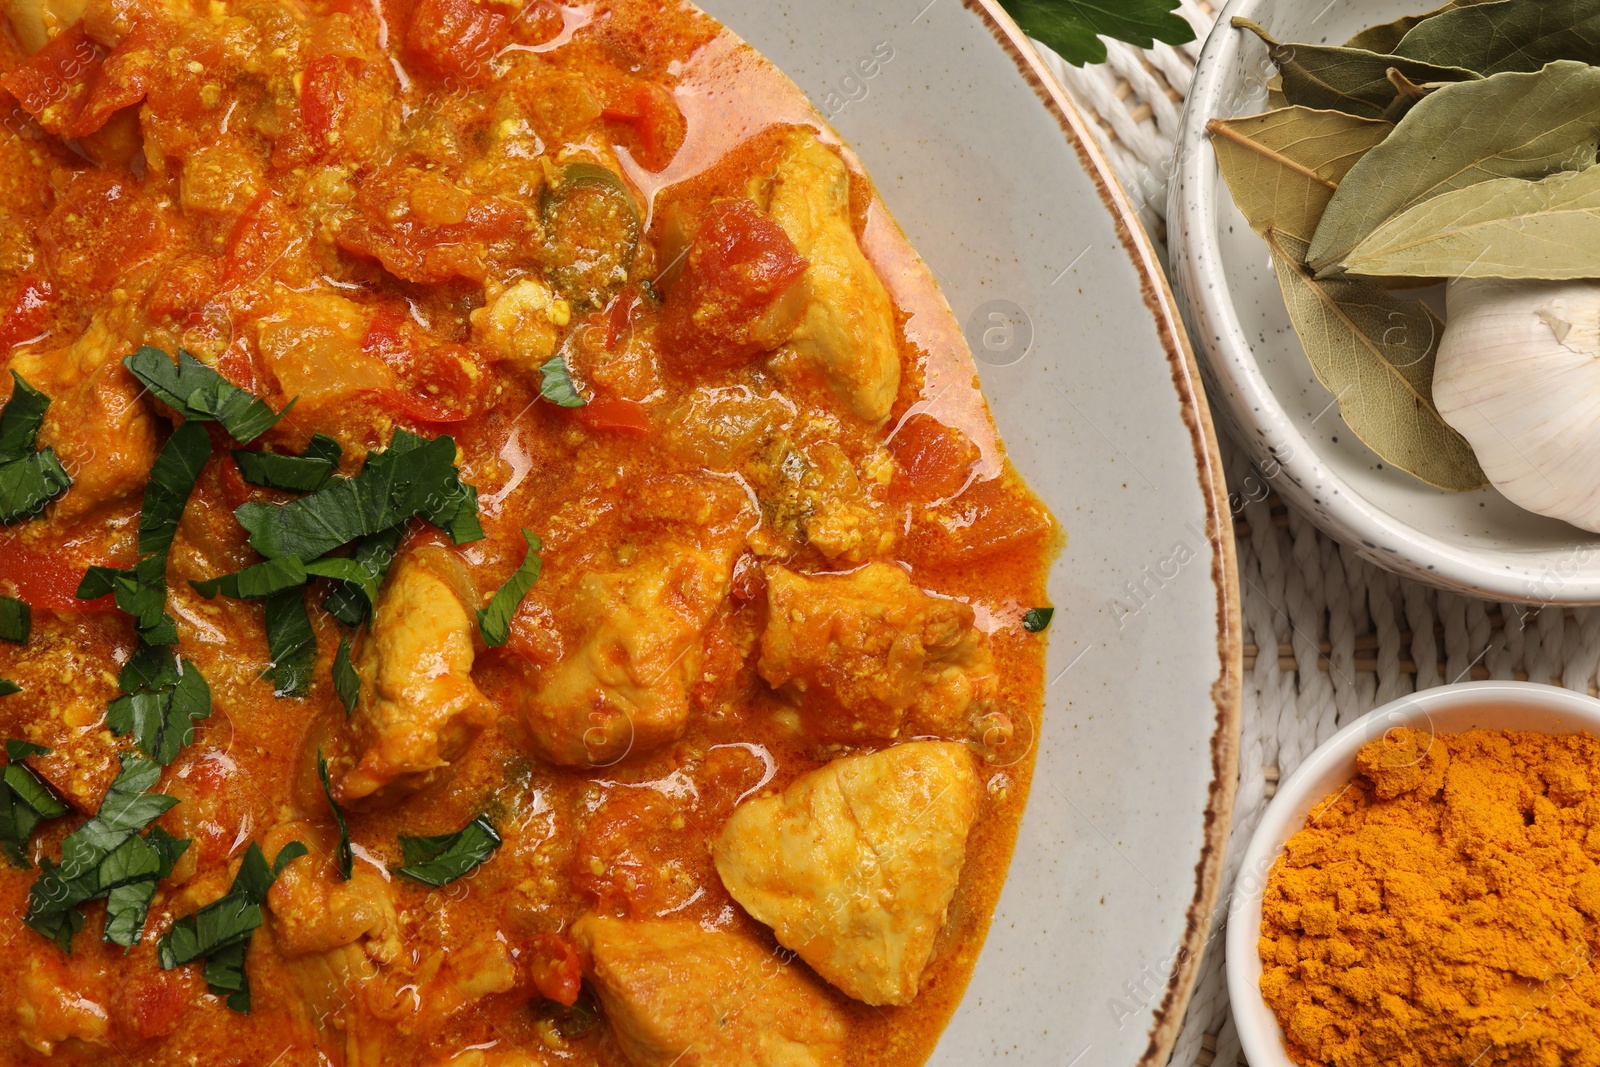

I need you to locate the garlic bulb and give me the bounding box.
[1434,277,1600,532]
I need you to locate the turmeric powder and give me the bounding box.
[1259,727,1600,1067]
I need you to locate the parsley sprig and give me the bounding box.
[999,0,1195,67]
[478,531,542,647]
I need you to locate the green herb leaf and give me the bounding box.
[0,449,72,524]
[264,590,315,698]
[317,750,352,881]
[1266,231,1487,490]
[232,433,342,493]
[322,528,401,626]
[0,371,50,463]
[78,558,176,646]
[539,354,587,408]
[1340,166,1600,279]
[0,372,71,523]
[1233,17,1478,120]
[0,595,29,643]
[25,756,181,951]
[333,637,359,718]
[157,839,305,1012]
[119,644,180,693]
[1393,0,1600,75]
[999,0,1194,67]
[478,531,542,648]
[191,557,309,600]
[140,420,212,558]
[396,814,501,887]
[0,680,19,696]
[1307,62,1600,273]
[235,431,482,561]
[0,741,68,869]
[1022,607,1054,632]
[102,826,187,947]
[105,660,212,766]
[123,348,287,444]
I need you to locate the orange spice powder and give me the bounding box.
[1259,727,1600,1067]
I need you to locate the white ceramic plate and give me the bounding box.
[1171,0,1600,605]
[698,2,1241,1063]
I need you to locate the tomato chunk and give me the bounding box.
[0,535,117,613]
[338,164,525,284]
[0,275,56,350]
[657,197,809,371]
[574,394,652,436]
[523,934,582,1007]
[889,414,980,502]
[298,55,359,160]
[1,23,160,140]
[221,192,294,292]
[602,81,687,172]
[404,0,508,82]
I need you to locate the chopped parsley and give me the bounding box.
[157,838,306,1012]
[0,374,72,527]
[1022,607,1055,633]
[24,756,187,952]
[77,421,213,647]
[232,433,341,492]
[123,348,288,444]
[477,531,542,648]
[539,354,586,408]
[317,751,352,881]
[0,594,29,643]
[0,740,69,868]
[105,657,212,766]
[332,637,359,718]
[0,371,72,523]
[322,528,401,626]
[0,680,18,696]
[263,590,315,699]
[396,815,501,887]
[235,430,482,561]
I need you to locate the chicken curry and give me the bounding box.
[0,0,1058,1062]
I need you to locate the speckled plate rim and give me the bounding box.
[1169,0,1600,605]
[964,3,1243,1061]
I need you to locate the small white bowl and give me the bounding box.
[1170,0,1600,604]
[1227,681,1600,1067]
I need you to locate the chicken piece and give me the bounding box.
[572,913,846,1067]
[470,276,572,371]
[265,822,402,962]
[714,742,982,1006]
[340,546,495,802]
[748,436,895,563]
[524,539,737,767]
[9,317,160,521]
[15,956,112,1056]
[758,131,899,425]
[759,563,997,743]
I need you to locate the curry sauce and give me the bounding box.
[0,0,1057,1063]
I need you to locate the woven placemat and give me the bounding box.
[1033,6,1600,1066]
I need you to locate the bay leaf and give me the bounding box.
[1233,18,1479,120]
[1380,69,1446,123]
[1306,61,1600,274]
[1341,0,1500,53]
[1209,107,1393,240]
[1341,165,1600,279]
[1393,0,1600,75]
[1265,231,1488,491]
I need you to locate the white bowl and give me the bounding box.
[1170,0,1600,604]
[1227,681,1600,1066]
